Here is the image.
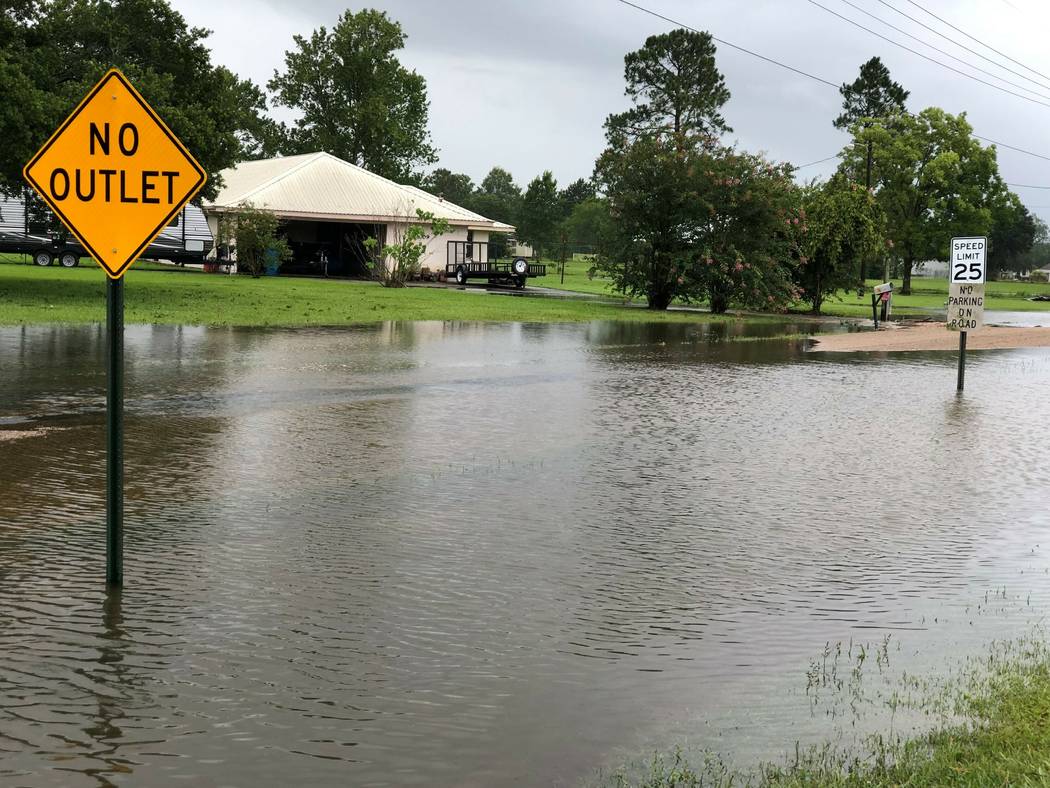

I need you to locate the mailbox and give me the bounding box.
[871,283,892,327]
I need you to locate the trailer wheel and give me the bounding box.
[455,266,468,285]
[33,250,54,267]
[59,251,79,268]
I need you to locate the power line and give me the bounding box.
[873,0,1050,93]
[971,134,1050,163]
[806,0,1050,111]
[831,0,1050,101]
[797,157,1050,190]
[797,154,842,168]
[613,0,838,88]
[611,0,1050,166]
[901,0,1050,83]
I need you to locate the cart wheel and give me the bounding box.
[34,250,54,267]
[59,251,79,268]
[455,266,467,285]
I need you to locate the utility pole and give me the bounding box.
[861,139,873,287]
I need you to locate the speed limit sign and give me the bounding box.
[949,237,987,284]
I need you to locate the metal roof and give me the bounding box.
[204,152,515,232]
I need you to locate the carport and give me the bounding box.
[204,152,513,277]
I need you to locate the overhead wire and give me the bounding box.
[797,154,843,169]
[610,0,1050,175]
[830,0,1050,101]
[900,0,1050,83]
[873,0,1050,93]
[806,0,1050,110]
[613,0,838,88]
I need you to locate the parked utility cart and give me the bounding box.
[446,240,545,289]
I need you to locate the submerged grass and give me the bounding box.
[603,633,1050,787]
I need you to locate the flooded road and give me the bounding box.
[2,320,1050,786]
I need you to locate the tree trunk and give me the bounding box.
[710,291,729,314]
[648,293,672,310]
[902,256,913,295]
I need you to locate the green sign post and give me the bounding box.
[22,69,206,587]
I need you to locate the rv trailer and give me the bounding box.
[0,192,213,267]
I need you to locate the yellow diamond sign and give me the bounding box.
[23,69,206,279]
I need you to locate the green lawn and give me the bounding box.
[531,258,626,297]
[0,257,778,327]
[532,257,1050,316]
[818,277,1050,316]
[12,252,1041,326]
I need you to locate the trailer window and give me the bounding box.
[167,213,181,228]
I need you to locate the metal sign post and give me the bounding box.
[106,277,124,585]
[22,69,206,587]
[947,236,987,393]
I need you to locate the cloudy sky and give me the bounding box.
[170,0,1050,219]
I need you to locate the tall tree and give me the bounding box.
[560,198,612,253]
[989,193,1036,279]
[558,178,595,218]
[0,0,270,199]
[269,8,437,182]
[846,108,1004,294]
[480,167,521,202]
[796,176,886,314]
[519,171,560,258]
[833,57,908,282]
[834,57,910,134]
[1018,217,1050,275]
[470,166,521,222]
[596,134,802,311]
[605,28,731,146]
[596,27,802,312]
[470,168,520,257]
[424,168,475,206]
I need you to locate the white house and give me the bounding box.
[203,152,514,276]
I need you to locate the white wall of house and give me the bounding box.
[382,223,488,274]
[205,214,220,258]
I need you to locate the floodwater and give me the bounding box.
[2,320,1050,787]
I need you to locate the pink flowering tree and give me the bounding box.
[596,134,803,312]
[595,27,808,312]
[690,151,803,313]
[795,175,885,314]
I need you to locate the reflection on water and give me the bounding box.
[2,321,1050,786]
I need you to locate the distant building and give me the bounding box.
[204,152,514,277]
[1031,265,1050,283]
[914,259,948,278]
